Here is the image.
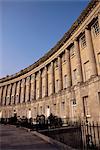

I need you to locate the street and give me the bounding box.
[0,124,59,150]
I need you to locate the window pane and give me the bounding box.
[91,20,100,36]
[83,96,90,117]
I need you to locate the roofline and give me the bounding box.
[0,0,99,83]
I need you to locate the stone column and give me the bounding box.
[25,76,30,102]
[14,83,17,104]
[45,66,48,97]
[0,87,3,105]
[15,81,21,104]
[39,71,42,99]
[51,61,55,94]
[85,27,97,76]
[65,49,72,87]
[31,74,36,101]
[11,83,16,105]
[74,39,83,82]
[6,84,12,105]
[20,79,25,103]
[4,86,7,106]
[14,83,17,105]
[58,56,63,91]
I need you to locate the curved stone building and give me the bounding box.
[0,0,100,122]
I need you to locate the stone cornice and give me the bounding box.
[0,0,99,83]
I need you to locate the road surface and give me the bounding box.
[0,124,59,150]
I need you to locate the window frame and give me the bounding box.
[91,19,100,37]
[83,96,90,117]
[84,60,90,81]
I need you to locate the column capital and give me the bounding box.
[21,78,25,85]
[31,73,35,78]
[74,38,78,44]
[65,48,70,52]
[31,74,35,83]
[73,37,78,42]
[26,76,30,86]
[58,55,60,58]
[13,82,16,86]
[44,66,47,75]
[97,11,100,16]
[44,66,47,71]
[26,76,30,80]
[85,25,89,30]
[58,55,61,62]
[17,80,21,85]
[65,49,70,59]
[39,70,41,75]
[51,61,54,68]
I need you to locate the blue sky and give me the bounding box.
[0,0,90,78]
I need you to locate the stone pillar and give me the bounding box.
[51,61,55,94]
[3,86,7,106]
[39,71,42,99]
[45,66,48,97]
[58,56,63,91]
[14,83,17,104]
[74,39,83,82]
[0,87,3,105]
[31,74,36,101]
[85,27,97,76]
[15,81,21,104]
[6,84,12,105]
[65,49,72,87]
[13,83,17,105]
[25,76,30,102]
[20,79,25,103]
[11,83,16,105]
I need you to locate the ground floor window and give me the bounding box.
[98,92,100,105]
[83,96,90,117]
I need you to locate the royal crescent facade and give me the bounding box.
[0,0,100,123]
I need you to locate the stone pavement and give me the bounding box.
[0,124,59,150]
